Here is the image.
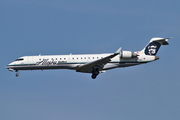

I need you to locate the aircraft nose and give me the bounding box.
[6,61,15,68]
[6,62,15,71]
[6,63,11,68]
[155,56,159,60]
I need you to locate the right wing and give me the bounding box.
[76,48,121,73]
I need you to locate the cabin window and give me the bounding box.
[15,58,24,61]
[60,58,61,60]
[93,57,94,59]
[64,58,66,60]
[39,59,41,60]
[77,58,78,59]
[97,57,99,59]
[84,57,86,59]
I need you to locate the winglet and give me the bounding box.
[115,47,121,54]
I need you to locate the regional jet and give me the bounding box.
[6,37,171,79]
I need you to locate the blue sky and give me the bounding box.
[1,0,180,120]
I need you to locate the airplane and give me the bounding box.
[6,37,171,79]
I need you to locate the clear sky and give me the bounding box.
[1,0,180,120]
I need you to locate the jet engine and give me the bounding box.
[121,51,138,59]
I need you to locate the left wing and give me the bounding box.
[76,48,121,73]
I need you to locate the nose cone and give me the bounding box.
[6,62,14,69]
[155,56,159,60]
[6,62,15,71]
[6,63,11,69]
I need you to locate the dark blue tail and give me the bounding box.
[144,41,161,55]
[140,37,171,56]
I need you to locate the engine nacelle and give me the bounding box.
[121,51,138,59]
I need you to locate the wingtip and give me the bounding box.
[165,37,174,40]
[115,47,122,54]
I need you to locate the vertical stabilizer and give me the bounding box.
[140,37,171,55]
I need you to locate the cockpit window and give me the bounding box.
[15,58,24,61]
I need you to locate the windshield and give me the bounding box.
[15,58,24,61]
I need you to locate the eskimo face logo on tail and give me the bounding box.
[145,42,161,55]
[148,45,157,55]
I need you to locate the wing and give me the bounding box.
[76,48,121,73]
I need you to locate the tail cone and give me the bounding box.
[155,56,159,60]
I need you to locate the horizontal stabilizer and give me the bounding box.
[150,37,173,45]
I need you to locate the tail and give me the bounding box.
[140,37,172,55]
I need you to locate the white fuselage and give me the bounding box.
[6,53,157,73]
[6,37,170,79]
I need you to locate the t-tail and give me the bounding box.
[139,37,172,56]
